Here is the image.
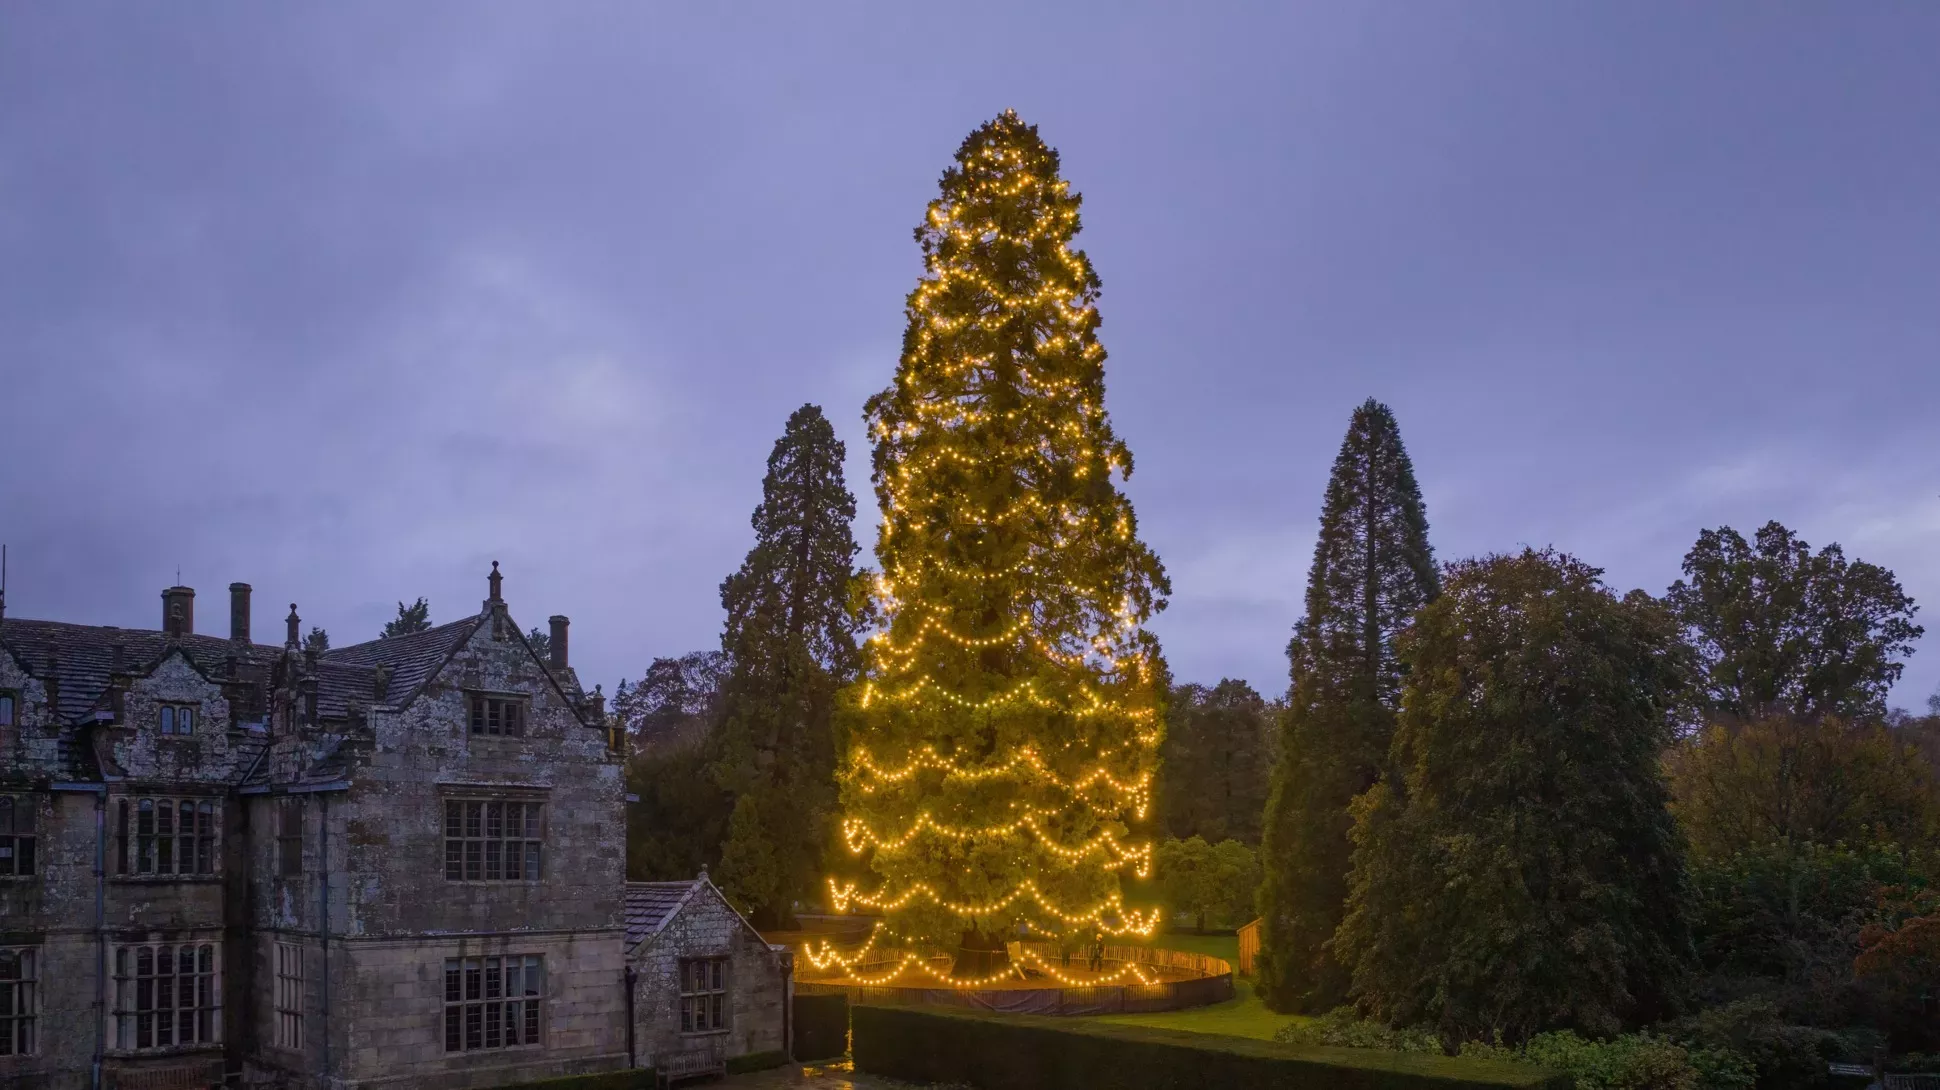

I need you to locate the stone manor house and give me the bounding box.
[0,567,792,1090]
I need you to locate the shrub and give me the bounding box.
[1463,1031,1755,1090]
[852,1003,1569,1089]
[725,1050,788,1074]
[1275,1007,1442,1053]
[1663,998,1838,1090]
[499,1071,652,1090]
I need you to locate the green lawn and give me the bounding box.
[1082,932,1311,1043]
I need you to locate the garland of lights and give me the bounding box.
[830,114,1169,983]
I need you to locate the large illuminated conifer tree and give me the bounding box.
[829,112,1171,980]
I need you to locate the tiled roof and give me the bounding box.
[0,618,282,723]
[321,616,482,708]
[624,880,698,946]
[313,659,381,719]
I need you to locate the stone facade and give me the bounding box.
[0,568,788,1090]
[623,877,792,1073]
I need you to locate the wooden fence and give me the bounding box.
[1236,917,1262,975]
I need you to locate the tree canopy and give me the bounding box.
[1158,679,1271,845]
[381,596,431,639]
[1667,521,1922,725]
[1338,549,1691,1045]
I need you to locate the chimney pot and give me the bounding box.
[229,583,252,643]
[285,604,300,651]
[162,586,195,636]
[548,615,569,670]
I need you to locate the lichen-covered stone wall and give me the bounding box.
[630,882,789,1071]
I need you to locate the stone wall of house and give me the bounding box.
[630,884,789,1071]
[278,613,629,1089]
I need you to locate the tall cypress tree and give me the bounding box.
[1257,398,1437,1012]
[711,404,861,927]
[829,112,1171,979]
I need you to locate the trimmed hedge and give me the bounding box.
[726,1049,789,1074]
[795,991,851,1062]
[499,1071,653,1090]
[852,1005,1571,1090]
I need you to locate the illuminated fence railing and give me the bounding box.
[796,940,1234,1016]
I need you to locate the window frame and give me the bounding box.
[0,945,36,1057]
[0,795,35,879]
[0,690,17,728]
[111,941,221,1052]
[157,702,197,737]
[273,941,303,1052]
[115,796,220,878]
[442,954,544,1052]
[677,957,730,1036]
[442,798,545,883]
[276,798,304,878]
[466,692,529,738]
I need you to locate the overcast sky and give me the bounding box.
[2,4,1936,709]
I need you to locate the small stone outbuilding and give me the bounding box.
[624,872,793,1074]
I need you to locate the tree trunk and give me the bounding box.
[951,928,1012,980]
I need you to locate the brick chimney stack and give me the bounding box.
[548,615,569,670]
[229,583,252,644]
[162,586,195,636]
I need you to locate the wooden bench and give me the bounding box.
[655,1045,728,1087]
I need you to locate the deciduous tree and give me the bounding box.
[1159,680,1271,844]
[1338,550,1691,1044]
[1666,521,1921,725]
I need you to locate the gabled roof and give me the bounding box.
[624,876,787,971]
[321,616,482,709]
[625,880,699,947]
[0,618,281,723]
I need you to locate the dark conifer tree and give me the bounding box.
[1257,398,1437,1012]
[380,597,431,638]
[1336,550,1691,1044]
[710,404,861,927]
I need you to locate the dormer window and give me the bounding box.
[0,691,16,727]
[467,693,527,737]
[159,703,196,736]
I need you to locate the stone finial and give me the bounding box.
[286,604,300,650]
[488,560,503,603]
[374,663,392,701]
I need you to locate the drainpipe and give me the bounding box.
[93,791,106,1090]
[51,782,110,1090]
[623,966,637,1069]
[319,792,331,1085]
[780,951,794,1063]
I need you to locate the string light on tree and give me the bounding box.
[825,110,1171,985]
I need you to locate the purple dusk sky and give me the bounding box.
[2,4,1936,708]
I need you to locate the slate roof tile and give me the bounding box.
[624,880,698,947]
